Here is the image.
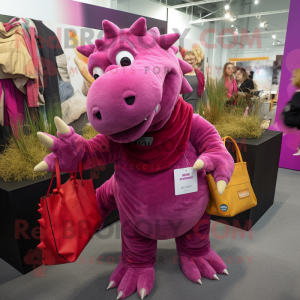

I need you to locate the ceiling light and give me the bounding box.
[260,22,265,27]
[255,0,259,4]
[231,24,234,27]
[230,17,233,21]
[225,13,230,19]
[272,34,276,39]
[278,41,280,44]
[273,42,275,45]
[236,28,238,32]
[225,4,230,10]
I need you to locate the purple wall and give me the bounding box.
[269,0,300,171]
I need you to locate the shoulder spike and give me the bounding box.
[180,76,193,94]
[157,33,180,50]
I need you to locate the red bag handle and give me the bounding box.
[46,157,62,196]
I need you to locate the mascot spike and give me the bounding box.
[38,219,45,227]
[178,58,193,74]
[102,19,120,38]
[180,76,193,94]
[76,44,95,57]
[95,39,104,50]
[37,242,46,250]
[157,33,180,50]
[148,27,160,39]
[38,208,43,215]
[171,45,179,55]
[129,17,147,36]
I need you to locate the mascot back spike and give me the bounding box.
[36,17,234,300]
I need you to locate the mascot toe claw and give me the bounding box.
[107,281,115,289]
[108,263,155,299]
[140,288,146,299]
[179,248,227,282]
[116,291,123,299]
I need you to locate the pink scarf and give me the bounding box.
[225,77,238,98]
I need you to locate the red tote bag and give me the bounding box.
[37,157,102,265]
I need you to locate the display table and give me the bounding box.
[211,130,282,231]
[0,163,117,274]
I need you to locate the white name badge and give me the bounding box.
[174,167,198,196]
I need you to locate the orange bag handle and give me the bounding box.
[222,136,243,163]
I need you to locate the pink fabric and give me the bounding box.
[119,97,193,173]
[1,79,25,130]
[195,68,205,96]
[225,77,238,105]
[225,77,238,97]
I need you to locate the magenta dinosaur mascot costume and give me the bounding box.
[35,17,234,300]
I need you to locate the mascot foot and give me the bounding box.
[179,248,228,283]
[107,263,155,299]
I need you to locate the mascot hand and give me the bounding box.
[34,117,84,173]
[193,160,227,195]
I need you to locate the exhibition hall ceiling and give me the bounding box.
[154,0,290,33]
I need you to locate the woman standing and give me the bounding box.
[181,50,205,112]
[219,62,238,106]
[236,68,254,94]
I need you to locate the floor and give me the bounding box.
[0,168,299,300]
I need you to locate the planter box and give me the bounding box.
[0,163,117,274]
[210,130,282,231]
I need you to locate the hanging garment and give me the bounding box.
[31,19,64,121]
[0,23,36,80]
[4,18,41,107]
[56,54,71,83]
[1,79,25,132]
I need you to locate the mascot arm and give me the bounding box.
[34,117,121,173]
[190,114,234,193]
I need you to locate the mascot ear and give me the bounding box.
[76,44,95,57]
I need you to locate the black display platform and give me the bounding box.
[211,130,283,231]
[0,163,117,274]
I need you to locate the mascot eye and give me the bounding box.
[116,51,134,67]
[93,67,104,80]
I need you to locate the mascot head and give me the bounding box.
[77,17,193,143]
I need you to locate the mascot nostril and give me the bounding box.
[95,111,102,120]
[124,96,135,105]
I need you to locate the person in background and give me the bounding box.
[248,71,254,80]
[281,68,300,156]
[179,44,205,71]
[181,50,205,112]
[233,65,238,78]
[236,68,254,94]
[219,62,238,106]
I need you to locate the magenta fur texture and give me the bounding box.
[43,17,235,299]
